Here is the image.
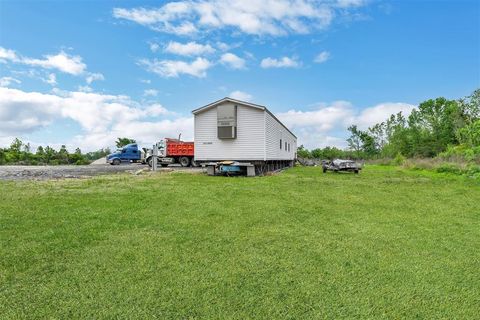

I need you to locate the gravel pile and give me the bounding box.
[90,157,107,165]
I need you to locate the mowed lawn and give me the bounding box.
[0,166,479,319]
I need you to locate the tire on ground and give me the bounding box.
[179,156,190,167]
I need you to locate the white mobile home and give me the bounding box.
[192,97,297,172]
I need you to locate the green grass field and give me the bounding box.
[1,166,479,319]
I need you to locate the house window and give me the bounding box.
[280,139,282,150]
[285,141,287,150]
[288,143,290,152]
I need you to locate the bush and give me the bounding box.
[438,145,480,163]
[75,159,91,165]
[436,163,462,174]
[391,153,406,166]
[467,164,480,175]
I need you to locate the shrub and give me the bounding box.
[436,163,462,174]
[391,153,406,166]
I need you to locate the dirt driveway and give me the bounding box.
[0,164,202,180]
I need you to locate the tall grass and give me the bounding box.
[366,157,480,178]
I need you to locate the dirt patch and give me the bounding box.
[0,164,203,181]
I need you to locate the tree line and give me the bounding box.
[299,89,479,162]
[0,137,139,165]
[0,139,109,165]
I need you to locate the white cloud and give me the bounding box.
[149,43,160,52]
[216,42,231,51]
[336,0,365,8]
[277,101,355,132]
[139,57,212,78]
[0,88,65,134]
[0,47,88,76]
[86,72,105,84]
[314,50,330,63]
[355,102,415,129]
[229,90,252,101]
[143,89,158,96]
[22,51,86,75]
[260,56,300,68]
[0,77,21,87]
[140,79,151,84]
[220,53,246,69]
[164,41,215,56]
[0,87,191,151]
[276,101,416,149]
[0,47,18,61]
[113,0,367,36]
[43,73,57,86]
[77,85,93,93]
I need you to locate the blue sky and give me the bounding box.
[0,0,479,151]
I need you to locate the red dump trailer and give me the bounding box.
[146,138,195,167]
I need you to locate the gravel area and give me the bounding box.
[0,164,203,180]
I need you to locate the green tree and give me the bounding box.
[408,97,461,156]
[347,125,363,158]
[56,145,69,164]
[69,147,88,164]
[296,145,312,158]
[310,148,323,159]
[84,148,111,160]
[458,89,480,124]
[0,148,6,164]
[368,122,387,151]
[115,138,136,148]
[36,146,45,164]
[457,120,480,148]
[44,146,55,164]
[6,138,23,163]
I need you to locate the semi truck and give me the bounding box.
[106,143,145,165]
[106,138,195,167]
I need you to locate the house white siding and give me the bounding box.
[194,101,266,161]
[265,111,297,161]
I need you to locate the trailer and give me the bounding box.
[322,159,362,174]
[192,97,297,175]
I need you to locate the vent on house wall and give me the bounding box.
[217,104,237,139]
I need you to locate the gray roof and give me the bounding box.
[191,97,297,139]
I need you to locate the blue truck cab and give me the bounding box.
[106,144,143,165]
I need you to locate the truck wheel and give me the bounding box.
[323,167,327,173]
[179,157,190,167]
[112,159,121,165]
[147,157,164,168]
[354,169,359,174]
